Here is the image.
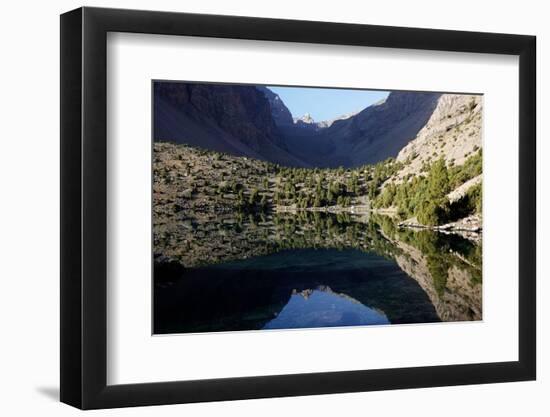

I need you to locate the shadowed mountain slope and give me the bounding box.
[154,82,441,168]
[278,91,441,167]
[154,82,308,167]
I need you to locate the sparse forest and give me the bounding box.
[374,150,482,225]
[154,142,482,227]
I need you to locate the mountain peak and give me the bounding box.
[297,113,315,124]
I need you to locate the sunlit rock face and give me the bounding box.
[394,94,483,180]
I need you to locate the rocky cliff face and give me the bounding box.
[256,86,294,127]
[154,82,307,167]
[393,94,482,180]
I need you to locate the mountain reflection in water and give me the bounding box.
[153,212,482,334]
[263,289,390,330]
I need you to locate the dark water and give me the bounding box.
[154,248,442,333]
[153,214,481,334]
[153,213,482,334]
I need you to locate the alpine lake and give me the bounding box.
[153,211,482,334]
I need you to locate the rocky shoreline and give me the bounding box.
[398,215,482,242]
[275,204,370,215]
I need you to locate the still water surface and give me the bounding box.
[154,213,482,334]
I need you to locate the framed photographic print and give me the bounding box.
[60,6,536,409]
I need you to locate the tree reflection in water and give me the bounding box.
[154,212,482,334]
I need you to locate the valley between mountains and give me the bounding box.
[154,84,482,235]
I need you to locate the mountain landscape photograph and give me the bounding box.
[153,80,483,334]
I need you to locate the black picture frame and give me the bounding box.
[60,6,536,410]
